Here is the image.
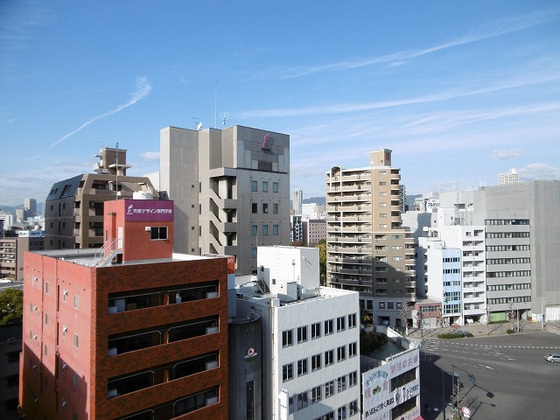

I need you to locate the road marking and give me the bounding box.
[478,364,494,370]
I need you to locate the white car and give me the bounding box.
[544,353,560,363]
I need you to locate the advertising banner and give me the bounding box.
[124,200,173,222]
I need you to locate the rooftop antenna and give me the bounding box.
[214,81,217,128]
[192,117,201,130]
[196,122,203,131]
[220,112,229,126]
[115,142,119,199]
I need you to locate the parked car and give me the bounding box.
[544,353,560,363]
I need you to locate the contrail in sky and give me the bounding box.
[49,76,152,149]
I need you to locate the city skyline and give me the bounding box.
[2,1,560,206]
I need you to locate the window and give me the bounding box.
[324,319,333,335]
[324,381,335,398]
[283,363,293,381]
[262,181,268,192]
[150,227,167,240]
[337,345,346,361]
[73,333,79,348]
[44,344,48,356]
[296,392,308,410]
[297,358,308,376]
[263,225,269,236]
[325,350,334,366]
[311,322,321,339]
[349,400,358,416]
[337,375,347,392]
[297,326,307,343]
[251,225,257,236]
[252,247,257,258]
[273,225,279,235]
[173,387,218,417]
[312,354,321,371]
[311,386,321,404]
[262,203,269,214]
[45,313,49,325]
[348,313,357,328]
[338,406,347,419]
[273,203,279,214]
[273,182,279,193]
[282,330,293,347]
[252,203,258,214]
[337,316,345,331]
[251,180,258,192]
[349,371,358,387]
[349,342,357,358]
[45,282,49,294]
[74,295,79,309]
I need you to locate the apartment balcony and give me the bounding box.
[338,235,371,244]
[223,222,237,233]
[340,193,371,202]
[340,204,371,212]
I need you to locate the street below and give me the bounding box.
[419,331,560,420]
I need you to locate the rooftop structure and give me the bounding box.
[44,147,159,250]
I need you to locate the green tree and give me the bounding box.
[0,288,23,325]
[360,330,388,354]
[316,239,327,286]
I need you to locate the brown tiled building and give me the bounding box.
[44,147,159,250]
[20,198,230,419]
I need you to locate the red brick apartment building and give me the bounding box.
[19,199,230,419]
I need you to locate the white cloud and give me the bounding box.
[492,149,522,160]
[518,163,560,180]
[141,151,160,161]
[49,76,152,148]
[263,5,560,80]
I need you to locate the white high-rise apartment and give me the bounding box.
[159,125,291,275]
[235,246,361,420]
[498,168,519,185]
[293,188,303,214]
[326,149,415,326]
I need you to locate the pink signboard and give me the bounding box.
[124,200,174,222]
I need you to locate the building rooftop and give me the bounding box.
[31,248,223,268]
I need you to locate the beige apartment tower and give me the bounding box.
[326,149,415,326]
[44,148,159,250]
[159,125,291,275]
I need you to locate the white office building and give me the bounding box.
[234,246,361,420]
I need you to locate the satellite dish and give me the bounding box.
[196,122,203,131]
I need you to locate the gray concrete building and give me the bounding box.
[159,125,291,275]
[439,181,560,322]
[325,149,416,327]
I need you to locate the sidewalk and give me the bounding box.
[409,319,557,340]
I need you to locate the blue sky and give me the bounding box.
[1,1,559,207]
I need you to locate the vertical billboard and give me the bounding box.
[362,348,420,420]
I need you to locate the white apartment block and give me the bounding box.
[293,188,303,215]
[325,149,415,326]
[160,125,291,275]
[235,246,361,420]
[302,203,325,220]
[498,168,519,185]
